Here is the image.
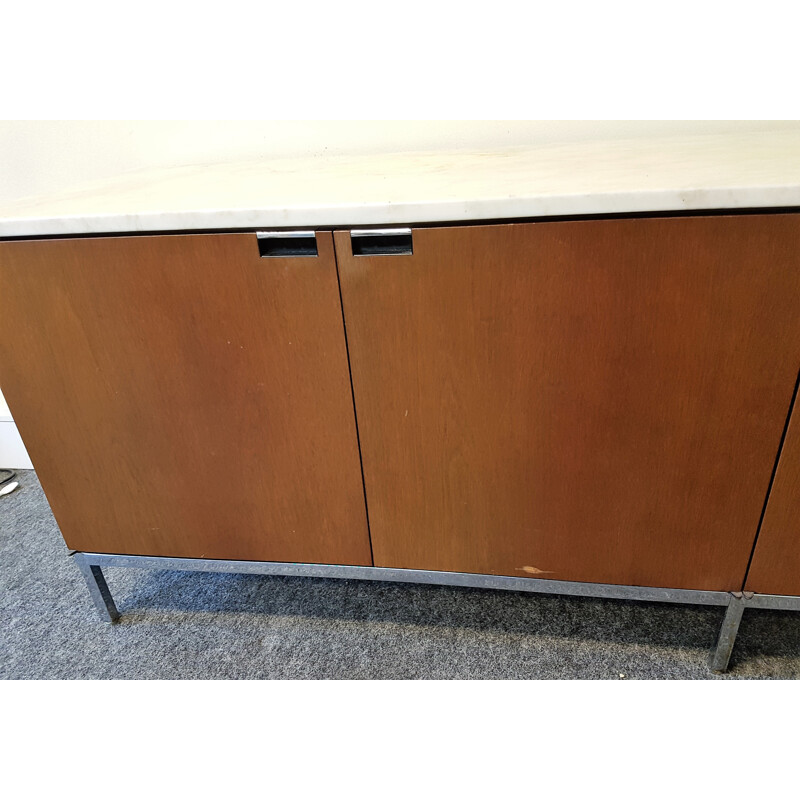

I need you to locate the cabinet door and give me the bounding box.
[0,233,371,565]
[745,407,800,596]
[335,216,800,590]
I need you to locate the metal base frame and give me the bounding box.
[72,551,800,673]
[706,591,800,672]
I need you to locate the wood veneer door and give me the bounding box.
[335,216,800,590]
[0,232,371,565]
[745,407,800,596]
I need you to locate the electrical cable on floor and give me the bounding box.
[0,469,19,497]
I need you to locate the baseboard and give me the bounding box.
[0,419,33,469]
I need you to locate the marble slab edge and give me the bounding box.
[3,187,800,239]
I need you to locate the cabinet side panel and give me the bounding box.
[745,407,800,595]
[0,233,371,565]
[336,216,800,590]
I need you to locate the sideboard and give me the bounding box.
[2,130,800,672]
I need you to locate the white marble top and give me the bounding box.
[2,127,800,237]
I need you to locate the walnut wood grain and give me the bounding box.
[745,402,800,595]
[336,216,800,590]
[0,232,371,565]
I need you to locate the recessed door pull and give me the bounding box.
[350,228,413,256]
[256,231,318,258]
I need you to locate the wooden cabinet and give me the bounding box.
[745,405,800,596]
[4,214,800,597]
[335,216,800,590]
[0,232,371,565]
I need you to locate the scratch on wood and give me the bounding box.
[518,566,554,575]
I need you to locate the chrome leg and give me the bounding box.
[709,594,746,673]
[74,554,119,623]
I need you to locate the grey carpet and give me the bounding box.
[1,470,799,679]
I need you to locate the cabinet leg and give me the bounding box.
[74,555,120,623]
[708,594,746,673]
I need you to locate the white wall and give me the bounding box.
[0,389,32,469]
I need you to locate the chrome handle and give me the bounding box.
[350,228,413,256]
[256,231,318,258]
